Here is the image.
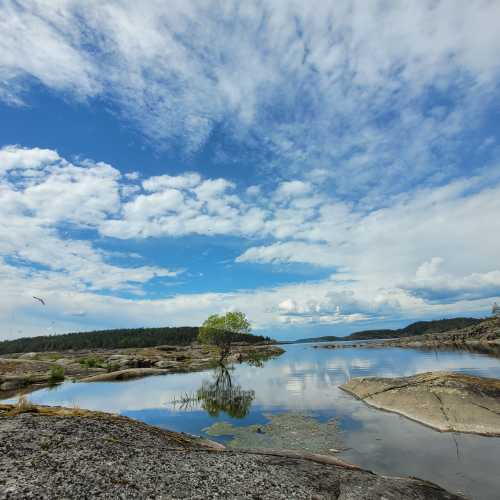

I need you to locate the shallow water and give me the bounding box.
[4,344,500,499]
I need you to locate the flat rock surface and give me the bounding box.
[0,405,463,499]
[341,372,500,436]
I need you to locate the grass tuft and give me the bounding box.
[16,395,33,412]
[49,365,65,382]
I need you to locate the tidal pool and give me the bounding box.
[3,344,500,499]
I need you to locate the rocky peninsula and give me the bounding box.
[0,343,283,397]
[317,317,500,353]
[378,317,500,350]
[340,371,500,436]
[0,403,464,499]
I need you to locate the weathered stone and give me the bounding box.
[55,358,74,365]
[81,368,169,382]
[154,360,176,369]
[0,404,464,499]
[18,352,38,359]
[106,354,129,361]
[341,371,500,436]
[0,377,26,391]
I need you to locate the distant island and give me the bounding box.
[282,317,482,344]
[0,326,273,355]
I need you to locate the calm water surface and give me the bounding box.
[4,344,500,500]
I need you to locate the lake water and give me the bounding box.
[4,344,500,500]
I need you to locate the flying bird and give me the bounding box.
[33,296,46,306]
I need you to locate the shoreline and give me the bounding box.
[0,343,284,398]
[316,317,500,353]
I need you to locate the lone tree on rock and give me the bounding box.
[198,311,251,362]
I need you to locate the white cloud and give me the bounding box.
[1,145,499,338]
[237,242,332,266]
[404,258,500,302]
[0,145,60,174]
[274,180,312,201]
[1,1,500,199]
[0,146,181,302]
[237,171,500,314]
[1,3,500,338]
[124,171,140,180]
[142,173,201,192]
[246,185,261,197]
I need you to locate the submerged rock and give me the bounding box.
[205,412,342,454]
[341,371,500,436]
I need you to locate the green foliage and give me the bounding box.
[198,311,252,361]
[106,362,121,373]
[0,326,271,355]
[79,356,103,368]
[49,365,65,382]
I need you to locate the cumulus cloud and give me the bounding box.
[0,145,60,174]
[276,288,402,325]
[237,171,500,310]
[404,258,500,302]
[0,146,181,304]
[1,145,499,337]
[274,181,312,201]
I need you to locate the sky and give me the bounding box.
[0,0,499,341]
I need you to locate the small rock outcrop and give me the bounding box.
[341,372,500,436]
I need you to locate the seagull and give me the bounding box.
[33,296,46,306]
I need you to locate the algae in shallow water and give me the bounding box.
[204,412,341,454]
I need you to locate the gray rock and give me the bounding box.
[18,352,38,359]
[154,360,175,369]
[54,358,73,365]
[0,377,26,391]
[81,368,168,382]
[0,406,464,499]
[341,371,500,435]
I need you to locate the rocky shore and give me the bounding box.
[340,371,500,436]
[317,317,500,353]
[0,343,284,397]
[379,318,500,350]
[0,403,464,499]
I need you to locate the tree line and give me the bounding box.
[0,325,272,355]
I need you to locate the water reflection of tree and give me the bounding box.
[172,364,255,418]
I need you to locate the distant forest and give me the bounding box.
[288,317,483,344]
[0,327,272,355]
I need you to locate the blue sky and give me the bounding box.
[1,1,500,341]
